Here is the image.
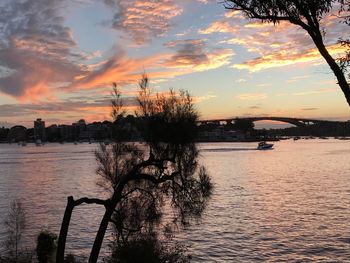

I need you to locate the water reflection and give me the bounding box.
[0,140,349,261]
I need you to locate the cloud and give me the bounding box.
[293,88,338,96]
[164,39,234,71]
[105,0,182,45]
[0,96,139,124]
[249,105,261,109]
[256,83,271,87]
[0,90,218,126]
[232,44,346,72]
[286,75,311,83]
[301,108,319,111]
[224,10,243,18]
[236,93,267,100]
[194,94,217,103]
[164,39,209,66]
[71,40,234,90]
[202,10,348,72]
[0,121,15,128]
[199,21,238,34]
[0,0,87,101]
[70,47,165,90]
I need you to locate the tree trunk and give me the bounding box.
[88,169,135,263]
[311,31,350,106]
[88,194,120,263]
[56,196,75,263]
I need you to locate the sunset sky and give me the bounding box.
[0,0,349,128]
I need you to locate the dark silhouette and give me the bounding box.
[56,75,212,263]
[0,127,9,142]
[106,234,189,263]
[224,0,350,106]
[36,230,57,263]
[198,117,350,140]
[1,200,28,263]
[232,118,255,134]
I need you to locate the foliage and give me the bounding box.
[338,1,350,79]
[233,118,255,133]
[224,0,336,24]
[338,40,350,79]
[106,233,190,263]
[36,230,57,263]
[339,0,350,25]
[92,74,213,261]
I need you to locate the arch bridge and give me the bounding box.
[198,117,342,128]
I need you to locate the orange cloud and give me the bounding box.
[232,44,346,72]
[224,10,243,18]
[72,42,234,91]
[199,21,238,34]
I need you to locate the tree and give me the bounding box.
[339,1,350,80]
[224,0,350,106]
[56,75,212,263]
[2,200,26,262]
[233,118,255,133]
[36,230,57,263]
[107,234,190,263]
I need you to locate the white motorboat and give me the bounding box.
[257,141,273,150]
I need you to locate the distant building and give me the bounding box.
[34,118,46,141]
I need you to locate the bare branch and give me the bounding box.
[73,197,108,207]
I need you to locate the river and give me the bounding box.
[0,140,349,262]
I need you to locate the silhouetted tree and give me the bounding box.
[224,0,350,106]
[2,200,26,262]
[36,230,57,263]
[56,75,212,263]
[233,118,255,133]
[338,1,350,79]
[0,127,9,142]
[107,233,189,263]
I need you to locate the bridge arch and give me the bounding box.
[198,117,336,129]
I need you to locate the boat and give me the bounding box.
[257,141,274,150]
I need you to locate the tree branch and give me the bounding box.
[126,171,179,185]
[73,197,108,207]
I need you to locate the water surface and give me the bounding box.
[0,140,349,262]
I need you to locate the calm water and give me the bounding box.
[0,140,349,262]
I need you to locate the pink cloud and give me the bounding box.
[107,0,183,45]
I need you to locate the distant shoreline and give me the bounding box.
[1,136,350,145]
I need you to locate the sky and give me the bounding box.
[0,0,349,128]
